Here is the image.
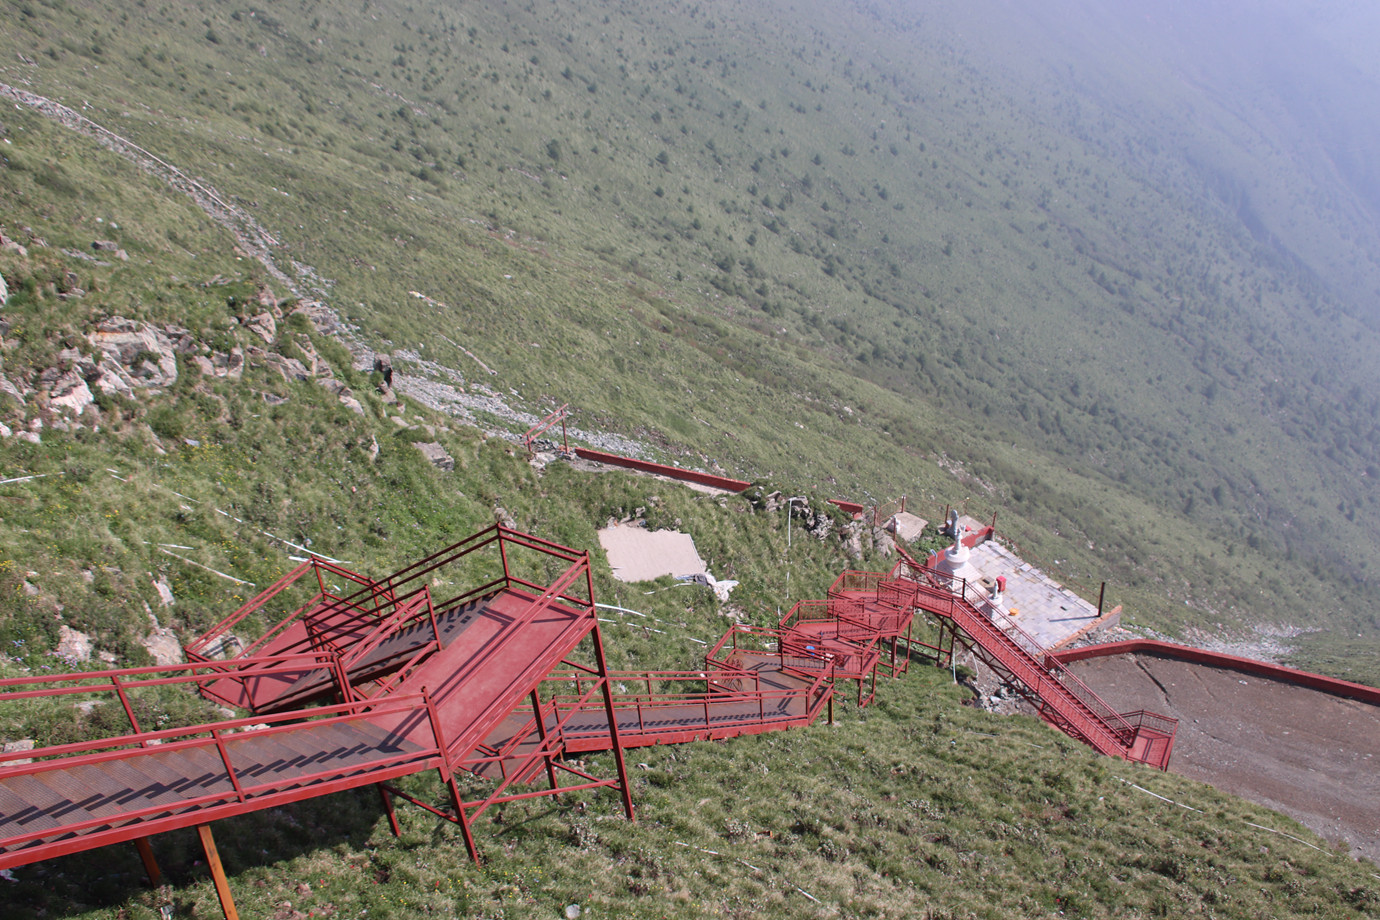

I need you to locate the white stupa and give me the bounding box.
[936,526,983,585]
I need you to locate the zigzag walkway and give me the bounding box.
[1,525,1172,919]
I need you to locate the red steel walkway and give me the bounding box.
[883,548,1176,768]
[1,525,1173,918]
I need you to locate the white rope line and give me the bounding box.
[156,548,255,587]
[673,841,821,903]
[595,602,709,645]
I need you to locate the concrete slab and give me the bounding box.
[942,536,1110,649]
[597,523,708,583]
[889,511,929,543]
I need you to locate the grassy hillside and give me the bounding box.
[3,0,1380,914]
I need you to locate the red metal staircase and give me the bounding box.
[889,548,1176,769]
[1,525,1173,919]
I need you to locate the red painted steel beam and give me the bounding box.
[571,448,751,492]
[1051,639,1380,704]
[828,499,865,517]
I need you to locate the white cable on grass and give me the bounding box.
[673,841,820,903]
[157,548,256,587]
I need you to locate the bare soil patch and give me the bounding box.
[1068,653,1380,865]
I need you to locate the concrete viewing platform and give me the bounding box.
[934,518,1118,650]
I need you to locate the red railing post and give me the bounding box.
[498,527,512,585]
[209,727,248,803]
[110,674,143,738]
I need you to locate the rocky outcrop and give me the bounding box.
[244,311,277,344]
[91,240,129,261]
[89,316,180,389]
[56,624,95,662]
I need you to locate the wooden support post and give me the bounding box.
[1097,582,1106,617]
[133,837,163,888]
[196,824,240,920]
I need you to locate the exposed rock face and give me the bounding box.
[291,300,341,335]
[141,629,183,666]
[871,525,897,559]
[244,311,277,343]
[0,373,24,403]
[264,353,311,382]
[89,316,179,389]
[0,740,35,766]
[842,520,865,560]
[47,368,93,415]
[56,624,94,662]
[415,441,455,471]
[199,633,244,660]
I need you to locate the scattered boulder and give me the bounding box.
[321,377,366,415]
[0,740,35,766]
[0,270,7,307]
[91,239,129,261]
[1,231,27,257]
[415,441,454,471]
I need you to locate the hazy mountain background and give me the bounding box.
[2,0,1379,674]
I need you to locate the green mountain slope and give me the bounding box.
[3,0,1378,668]
[4,1,1380,915]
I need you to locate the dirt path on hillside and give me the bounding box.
[1067,654,1380,865]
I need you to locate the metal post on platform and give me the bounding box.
[196,824,240,920]
[1097,582,1106,617]
[530,689,561,794]
[377,784,401,837]
[589,607,636,822]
